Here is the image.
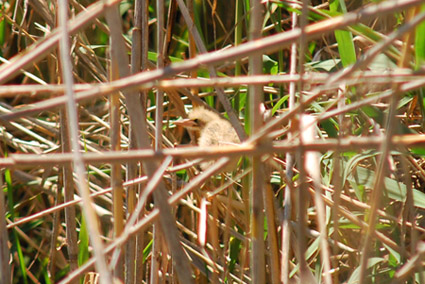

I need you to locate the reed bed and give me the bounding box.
[1,0,425,283]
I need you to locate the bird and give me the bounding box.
[174,107,240,172]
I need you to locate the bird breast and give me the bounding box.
[198,120,240,148]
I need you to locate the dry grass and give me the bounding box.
[1,0,425,283]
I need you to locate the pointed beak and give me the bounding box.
[173,118,197,127]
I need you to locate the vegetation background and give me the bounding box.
[1,0,425,283]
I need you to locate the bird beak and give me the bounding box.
[173,118,197,127]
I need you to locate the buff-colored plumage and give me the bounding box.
[175,107,240,171]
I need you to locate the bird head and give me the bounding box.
[173,107,221,132]
[174,107,240,172]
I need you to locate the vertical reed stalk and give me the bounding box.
[0,171,11,284]
[58,0,112,282]
[248,0,265,283]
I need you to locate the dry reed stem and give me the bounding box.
[0,172,11,283]
[281,3,298,282]
[248,1,266,283]
[109,23,125,282]
[2,134,424,168]
[58,0,112,282]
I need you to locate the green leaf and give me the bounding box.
[360,105,415,134]
[320,119,339,138]
[344,161,425,209]
[361,105,383,123]
[40,258,52,284]
[78,215,89,267]
[5,169,28,284]
[13,232,28,284]
[347,257,384,284]
[262,55,278,75]
[271,95,288,115]
[148,51,183,63]
[205,93,215,107]
[143,239,153,263]
[329,0,356,67]
[350,24,400,59]
[383,243,400,266]
[334,30,357,67]
[193,0,206,47]
[342,150,378,201]
[0,17,5,48]
[228,231,243,274]
[306,59,341,72]
[410,147,425,156]
[415,4,425,69]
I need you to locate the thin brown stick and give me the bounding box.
[249,0,266,282]
[109,35,125,282]
[0,172,11,284]
[58,0,111,281]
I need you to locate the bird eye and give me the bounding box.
[194,119,199,124]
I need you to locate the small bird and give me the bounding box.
[174,107,240,172]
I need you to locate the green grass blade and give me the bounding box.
[5,169,28,284]
[78,214,89,267]
[329,0,356,67]
[415,4,425,68]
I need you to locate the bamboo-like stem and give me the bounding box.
[0,172,11,284]
[48,180,62,281]
[186,0,199,101]
[221,183,233,281]
[301,115,333,284]
[281,4,298,282]
[60,109,79,283]
[47,51,61,282]
[149,226,160,283]
[248,0,265,283]
[150,0,165,280]
[130,0,147,282]
[155,0,164,151]
[58,0,112,282]
[210,198,220,283]
[330,84,346,283]
[104,2,194,283]
[109,47,125,282]
[264,182,280,284]
[295,0,314,281]
[233,0,244,113]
